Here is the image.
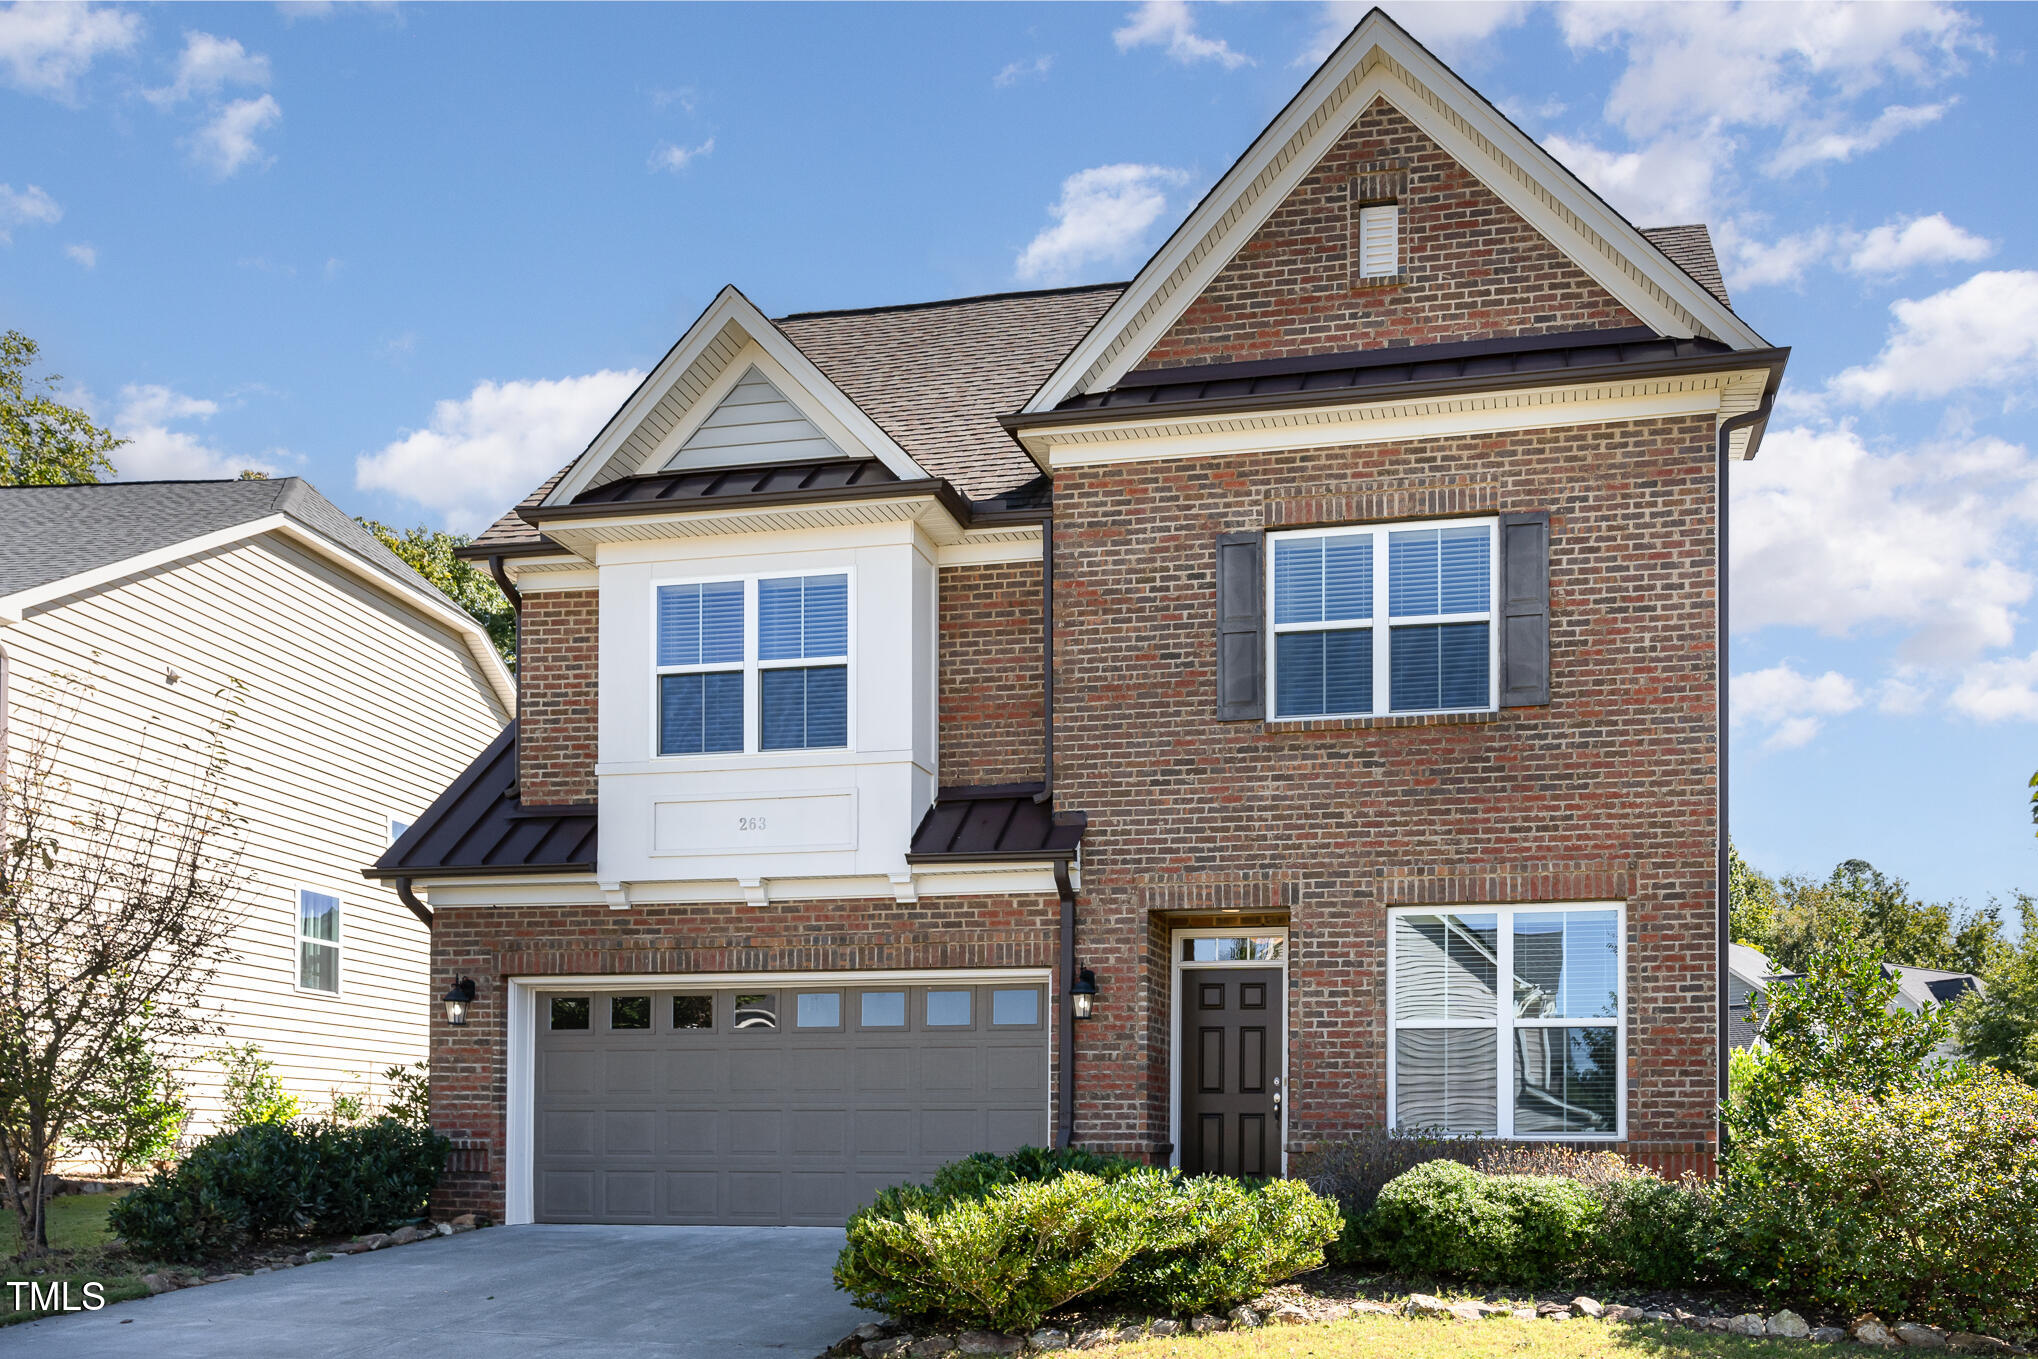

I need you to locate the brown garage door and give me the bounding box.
[534,980,1050,1225]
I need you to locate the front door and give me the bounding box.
[1178,967,1282,1176]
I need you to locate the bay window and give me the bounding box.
[1269,518,1495,718]
[1388,903,1623,1138]
[655,571,849,756]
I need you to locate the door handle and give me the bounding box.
[1272,1075,1282,1120]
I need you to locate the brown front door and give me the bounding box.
[1179,967,1282,1176]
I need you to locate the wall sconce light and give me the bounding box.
[442,977,477,1027]
[1070,968,1098,1020]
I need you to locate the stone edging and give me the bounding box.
[138,1214,489,1294]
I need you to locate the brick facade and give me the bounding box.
[938,560,1045,788]
[516,588,599,805]
[1053,412,1719,1162]
[1140,97,1644,370]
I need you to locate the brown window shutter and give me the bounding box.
[1499,512,1551,707]
[1215,531,1264,721]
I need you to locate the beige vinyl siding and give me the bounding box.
[3,533,508,1137]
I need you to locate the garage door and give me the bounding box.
[533,979,1050,1225]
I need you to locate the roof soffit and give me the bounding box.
[1021,10,1766,413]
[543,286,928,507]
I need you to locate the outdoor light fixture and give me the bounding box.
[442,977,477,1027]
[1070,968,1098,1020]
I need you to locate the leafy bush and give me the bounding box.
[1296,1128,1498,1264]
[835,1164,1340,1331]
[1720,1072,2038,1328]
[383,1061,431,1129]
[929,1145,1140,1200]
[217,1043,300,1129]
[72,1025,188,1175]
[1474,1144,1645,1185]
[1368,1159,1600,1284]
[1594,1172,1719,1287]
[108,1117,449,1261]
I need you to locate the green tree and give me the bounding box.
[1726,936,1959,1142]
[1740,855,1999,975]
[71,1024,188,1175]
[1727,839,1779,947]
[0,330,125,485]
[217,1043,300,1128]
[1953,893,2038,1087]
[356,519,515,666]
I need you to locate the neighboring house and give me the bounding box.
[373,10,1786,1226]
[1726,941,1982,1057]
[0,478,513,1137]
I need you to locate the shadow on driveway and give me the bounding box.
[3,1225,875,1358]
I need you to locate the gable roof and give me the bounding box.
[1641,225,1731,310]
[1022,8,1766,414]
[0,477,515,708]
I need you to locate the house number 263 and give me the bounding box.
[736,816,768,832]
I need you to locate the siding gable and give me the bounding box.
[1139,97,1644,371]
[662,365,847,471]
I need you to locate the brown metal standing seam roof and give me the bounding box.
[907,784,1087,861]
[367,722,597,879]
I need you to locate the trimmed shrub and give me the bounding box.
[1720,1072,2038,1329]
[1369,1158,1600,1284]
[835,1166,1341,1331]
[1593,1172,1719,1287]
[108,1117,449,1261]
[929,1145,1141,1200]
[1296,1128,1499,1266]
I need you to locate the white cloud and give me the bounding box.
[1540,131,1723,225]
[650,138,714,173]
[1765,100,1951,176]
[146,30,270,107]
[110,384,282,480]
[1299,1,1529,67]
[354,370,646,534]
[995,55,1053,88]
[0,1,139,100]
[1718,224,1836,291]
[190,93,282,178]
[1845,213,1994,277]
[0,182,61,245]
[1949,651,2038,722]
[1732,424,2038,663]
[1828,271,2038,405]
[1732,663,1863,750]
[64,242,95,269]
[1015,163,1190,285]
[1114,1,1251,70]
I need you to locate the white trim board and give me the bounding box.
[1167,926,1291,1178]
[416,862,1075,907]
[1023,11,1764,413]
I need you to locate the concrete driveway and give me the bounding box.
[1,1225,874,1358]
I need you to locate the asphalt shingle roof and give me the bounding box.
[1641,224,1732,311]
[0,477,451,615]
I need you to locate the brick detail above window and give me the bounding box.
[1349,158,1408,207]
[1263,475,1501,529]
[1377,861,1637,906]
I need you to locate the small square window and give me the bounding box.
[860,991,906,1027]
[733,993,777,1030]
[926,990,972,1027]
[796,992,841,1028]
[611,996,651,1030]
[672,995,713,1030]
[991,989,1039,1026]
[550,997,590,1031]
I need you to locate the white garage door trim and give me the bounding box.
[504,969,1054,1226]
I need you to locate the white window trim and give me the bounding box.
[293,886,342,998]
[1265,516,1499,721]
[1385,901,1626,1141]
[649,567,856,759]
[1167,926,1291,1178]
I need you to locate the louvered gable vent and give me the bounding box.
[664,365,846,471]
[1358,203,1399,278]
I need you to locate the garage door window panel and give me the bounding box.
[926,990,974,1028]
[796,992,843,1029]
[672,995,714,1030]
[858,990,907,1028]
[551,997,591,1031]
[732,993,778,1030]
[610,996,652,1030]
[991,988,1042,1027]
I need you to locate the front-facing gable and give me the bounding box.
[1024,8,1767,413]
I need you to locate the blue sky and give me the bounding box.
[5,1,2037,914]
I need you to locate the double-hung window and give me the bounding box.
[298,889,340,993]
[1269,517,1495,718]
[655,572,849,756]
[1387,903,1622,1138]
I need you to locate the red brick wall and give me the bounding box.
[1053,413,1719,1162]
[939,560,1045,788]
[427,894,1062,1219]
[517,589,598,805]
[1139,96,1643,370]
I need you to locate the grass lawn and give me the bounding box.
[0,1190,159,1327]
[1091,1315,1819,1359]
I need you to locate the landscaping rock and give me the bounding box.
[1072,1329,1115,1350]
[141,1273,174,1295]
[1027,1330,1068,1352]
[1271,1304,1311,1326]
[1642,1311,1675,1323]
[1897,1324,1951,1349]
[434,1222,454,1236]
[1449,1302,1487,1322]
[1151,1320,1182,1336]
[1512,1309,1537,1321]
[1730,1315,1770,1336]
[1812,1329,1852,1344]
[356,1232,392,1251]
[449,1213,478,1232]
[908,1337,954,1357]
[961,1333,1023,1356]
[1407,1294,1453,1318]
[855,1325,890,1343]
[1546,1312,1574,1323]
[1536,1301,1571,1318]
[1604,1306,1645,1323]
[1947,1335,2017,1355]
[1572,1298,1605,1319]
[1769,1310,1812,1339]
[1229,1307,1260,1330]
[387,1225,432,1246]
[1352,1300,1398,1317]
[1853,1317,1901,1348]
[863,1338,913,1359]
[1704,1317,1735,1332]
[1188,1316,1226,1334]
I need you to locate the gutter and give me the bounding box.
[487,554,522,699]
[394,877,434,929]
[1035,517,1055,804]
[523,477,980,534]
[1054,857,1079,1149]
